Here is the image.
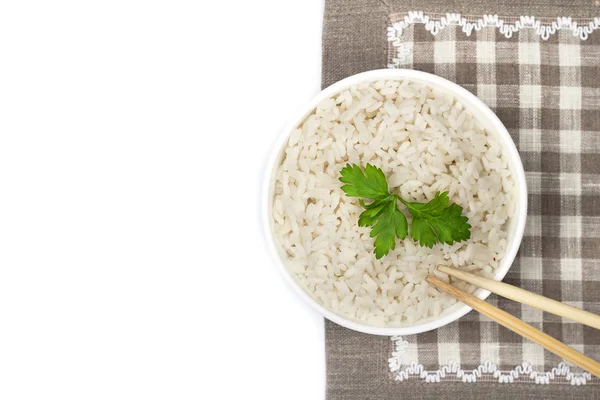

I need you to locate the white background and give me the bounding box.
[0,1,325,399]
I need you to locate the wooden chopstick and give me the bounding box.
[437,265,600,330]
[426,275,600,378]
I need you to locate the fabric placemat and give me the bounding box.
[323,0,600,398]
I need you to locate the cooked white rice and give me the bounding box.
[271,79,515,327]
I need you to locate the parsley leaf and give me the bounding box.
[400,192,471,248]
[339,165,407,258]
[339,163,389,199]
[369,199,408,258]
[357,197,391,227]
[339,164,472,258]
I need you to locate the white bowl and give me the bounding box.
[262,69,527,336]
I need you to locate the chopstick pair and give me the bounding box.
[426,266,600,377]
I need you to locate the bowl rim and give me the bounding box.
[261,69,527,336]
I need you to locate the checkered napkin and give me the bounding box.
[384,16,600,384]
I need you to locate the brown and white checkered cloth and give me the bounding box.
[385,15,600,384]
[323,1,600,398]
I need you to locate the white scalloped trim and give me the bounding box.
[389,336,593,385]
[387,12,600,68]
[392,42,412,66]
[388,12,600,42]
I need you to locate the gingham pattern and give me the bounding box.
[387,15,600,383]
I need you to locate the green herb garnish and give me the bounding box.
[340,163,471,258]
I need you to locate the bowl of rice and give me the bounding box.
[262,69,527,335]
